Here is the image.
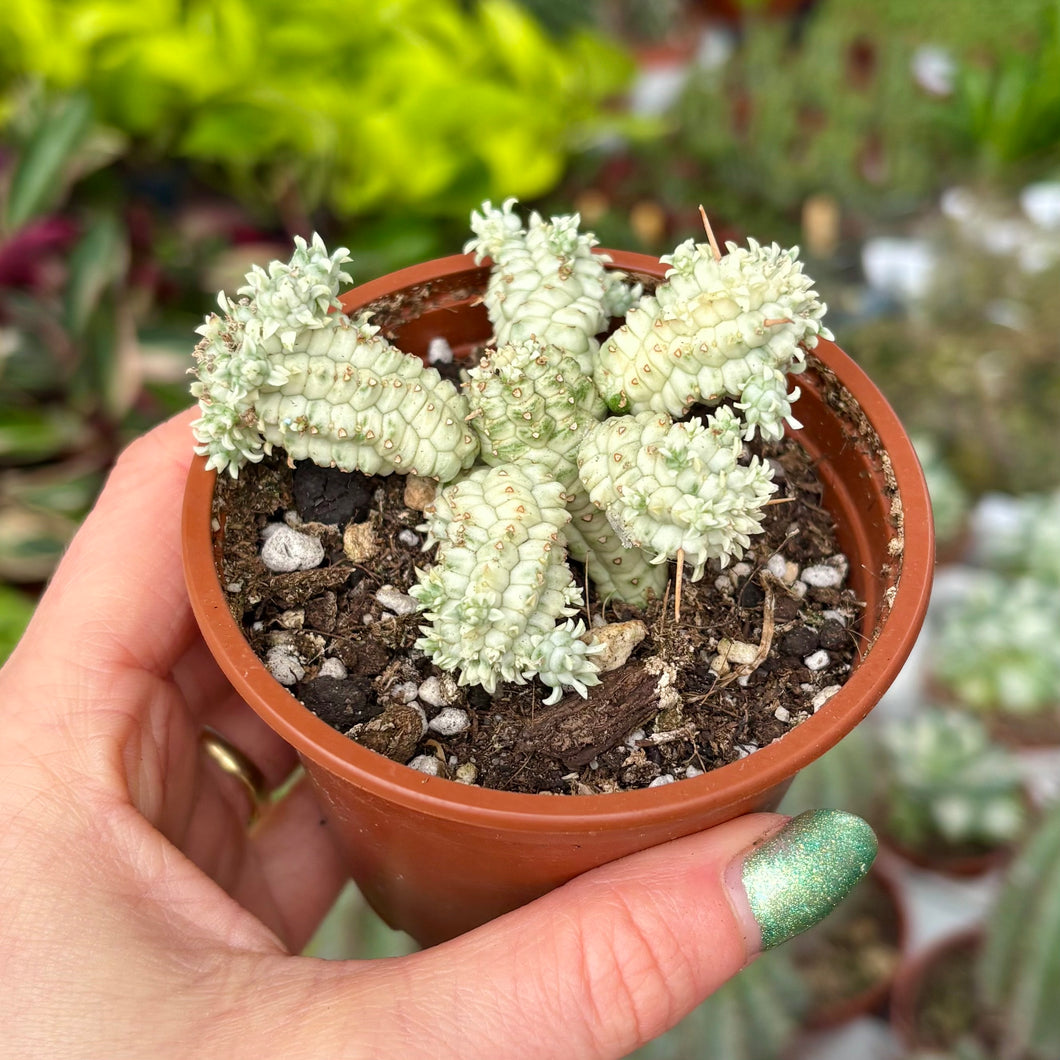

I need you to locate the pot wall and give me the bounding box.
[183,251,934,946]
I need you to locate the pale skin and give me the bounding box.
[0,410,782,1060]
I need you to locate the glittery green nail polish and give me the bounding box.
[741,809,877,951]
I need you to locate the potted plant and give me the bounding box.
[182,200,933,945]
[891,798,1060,1059]
[930,571,1060,746]
[876,706,1031,876]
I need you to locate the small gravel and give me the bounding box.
[261,525,325,572]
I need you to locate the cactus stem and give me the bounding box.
[699,205,722,262]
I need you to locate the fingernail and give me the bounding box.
[737,809,877,951]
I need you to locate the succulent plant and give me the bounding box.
[191,202,818,704]
[592,227,832,441]
[465,198,641,374]
[879,708,1027,852]
[979,798,1060,1060]
[190,234,479,481]
[410,462,601,705]
[577,407,776,581]
[974,487,1060,587]
[931,571,1060,718]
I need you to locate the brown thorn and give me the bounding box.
[699,205,722,262]
[762,317,793,328]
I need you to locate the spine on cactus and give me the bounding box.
[979,799,1060,1060]
[410,463,601,705]
[191,235,478,480]
[593,233,832,440]
[464,198,640,374]
[464,339,666,606]
[577,407,776,580]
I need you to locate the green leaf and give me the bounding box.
[0,407,91,464]
[64,212,127,337]
[0,583,36,665]
[4,92,94,232]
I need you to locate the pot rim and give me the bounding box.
[183,251,934,830]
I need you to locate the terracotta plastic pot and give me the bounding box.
[889,930,984,1051]
[182,251,934,947]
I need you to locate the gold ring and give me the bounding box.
[200,727,269,823]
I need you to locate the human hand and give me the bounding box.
[0,411,876,1059]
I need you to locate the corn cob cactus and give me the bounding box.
[465,198,641,374]
[593,226,832,440]
[577,407,776,581]
[191,235,478,481]
[192,204,817,706]
[464,339,667,606]
[409,463,600,705]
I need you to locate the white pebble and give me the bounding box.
[648,774,676,787]
[408,755,444,776]
[392,681,420,704]
[427,336,454,364]
[800,564,844,589]
[418,675,456,708]
[398,528,420,548]
[774,705,792,723]
[731,561,752,578]
[735,743,759,759]
[804,649,831,672]
[318,657,347,680]
[822,610,848,625]
[685,765,704,779]
[428,707,471,736]
[766,554,789,581]
[265,645,305,686]
[812,685,843,711]
[374,584,419,616]
[715,574,735,592]
[261,525,325,572]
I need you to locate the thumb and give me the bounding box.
[248,809,876,1060]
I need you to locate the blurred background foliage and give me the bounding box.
[4,0,1060,1052]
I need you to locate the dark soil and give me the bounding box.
[894,933,994,1052]
[214,432,862,794]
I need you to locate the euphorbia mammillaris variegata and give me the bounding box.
[191,201,831,704]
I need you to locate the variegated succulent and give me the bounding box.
[191,203,823,706]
